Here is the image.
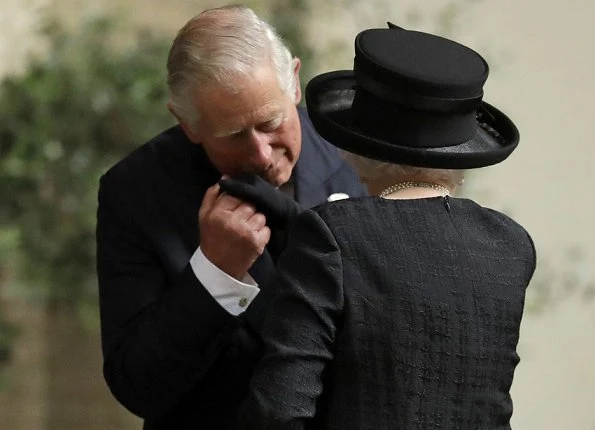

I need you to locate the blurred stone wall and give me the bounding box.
[1,1,594,429]
[0,2,207,429]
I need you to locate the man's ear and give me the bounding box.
[167,102,200,144]
[292,58,302,105]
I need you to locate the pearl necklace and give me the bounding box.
[378,181,450,198]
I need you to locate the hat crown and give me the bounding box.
[305,25,520,169]
[355,29,489,102]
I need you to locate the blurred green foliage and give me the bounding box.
[0,317,19,389]
[0,9,314,377]
[268,0,314,99]
[0,17,174,307]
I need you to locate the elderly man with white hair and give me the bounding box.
[95,5,366,429]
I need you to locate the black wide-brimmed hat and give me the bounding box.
[305,25,520,169]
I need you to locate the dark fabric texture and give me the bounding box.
[239,196,536,430]
[95,107,367,429]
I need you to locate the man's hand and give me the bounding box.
[199,182,271,280]
[219,173,302,230]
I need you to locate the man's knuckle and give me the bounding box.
[239,203,255,216]
[246,229,260,244]
[255,213,266,226]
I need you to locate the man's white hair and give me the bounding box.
[166,5,298,127]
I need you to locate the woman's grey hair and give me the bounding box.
[166,5,298,127]
[340,150,466,192]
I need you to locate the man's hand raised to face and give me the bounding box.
[218,173,302,230]
[199,182,271,280]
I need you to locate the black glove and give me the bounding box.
[219,173,302,230]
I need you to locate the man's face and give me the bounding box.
[184,64,302,187]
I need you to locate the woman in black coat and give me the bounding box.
[225,25,536,430]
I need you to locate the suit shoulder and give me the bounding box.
[297,106,343,167]
[101,125,185,187]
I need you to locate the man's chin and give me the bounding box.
[262,170,289,188]
[264,174,284,188]
[261,162,292,187]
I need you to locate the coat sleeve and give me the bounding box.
[237,209,344,430]
[96,173,244,420]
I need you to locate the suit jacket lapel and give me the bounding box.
[293,160,331,209]
[149,127,219,275]
[293,108,343,208]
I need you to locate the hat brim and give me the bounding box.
[305,71,520,169]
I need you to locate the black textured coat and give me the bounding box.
[240,196,536,430]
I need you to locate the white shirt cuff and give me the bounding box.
[190,247,260,316]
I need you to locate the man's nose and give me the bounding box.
[247,131,273,170]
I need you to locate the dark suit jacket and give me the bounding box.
[239,197,536,430]
[96,107,367,429]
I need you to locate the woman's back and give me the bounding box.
[235,23,534,430]
[281,196,535,429]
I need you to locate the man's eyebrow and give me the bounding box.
[213,111,286,138]
[261,111,287,125]
[213,127,244,138]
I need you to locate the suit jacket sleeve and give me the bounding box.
[237,209,344,430]
[96,173,244,420]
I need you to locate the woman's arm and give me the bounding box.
[238,209,344,430]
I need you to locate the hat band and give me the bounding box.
[352,88,478,148]
[354,68,483,114]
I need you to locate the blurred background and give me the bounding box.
[0,0,593,428]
